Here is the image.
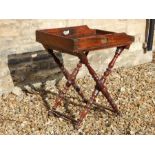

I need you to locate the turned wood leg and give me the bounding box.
[47,49,83,109]
[100,47,125,83]
[46,48,125,127]
[77,47,125,124]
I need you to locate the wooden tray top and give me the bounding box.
[36,25,134,54]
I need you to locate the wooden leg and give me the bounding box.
[47,48,125,127]
[47,49,83,109]
[89,47,125,102]
[47,50,90,126]
[78,47,125,124]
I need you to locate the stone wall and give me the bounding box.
[0,19,153,94]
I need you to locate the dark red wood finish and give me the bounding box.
[36,25,134,128]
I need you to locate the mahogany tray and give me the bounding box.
[36,25,134,55]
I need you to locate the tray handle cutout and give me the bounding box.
[63,30,70,35]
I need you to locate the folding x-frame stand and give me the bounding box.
[47,46,126,128]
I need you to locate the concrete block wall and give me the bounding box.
[0,19,153,94]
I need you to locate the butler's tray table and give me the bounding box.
[36,25,134,128]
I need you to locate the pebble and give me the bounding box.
[24,85,33,93]
[45,80,57,92]
[11,87,23,96]
[0,63,155,134]
[130,130,136,135]
[32,82,42,90]
[120,87,125,92]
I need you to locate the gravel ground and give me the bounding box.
[0,63,155,135]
